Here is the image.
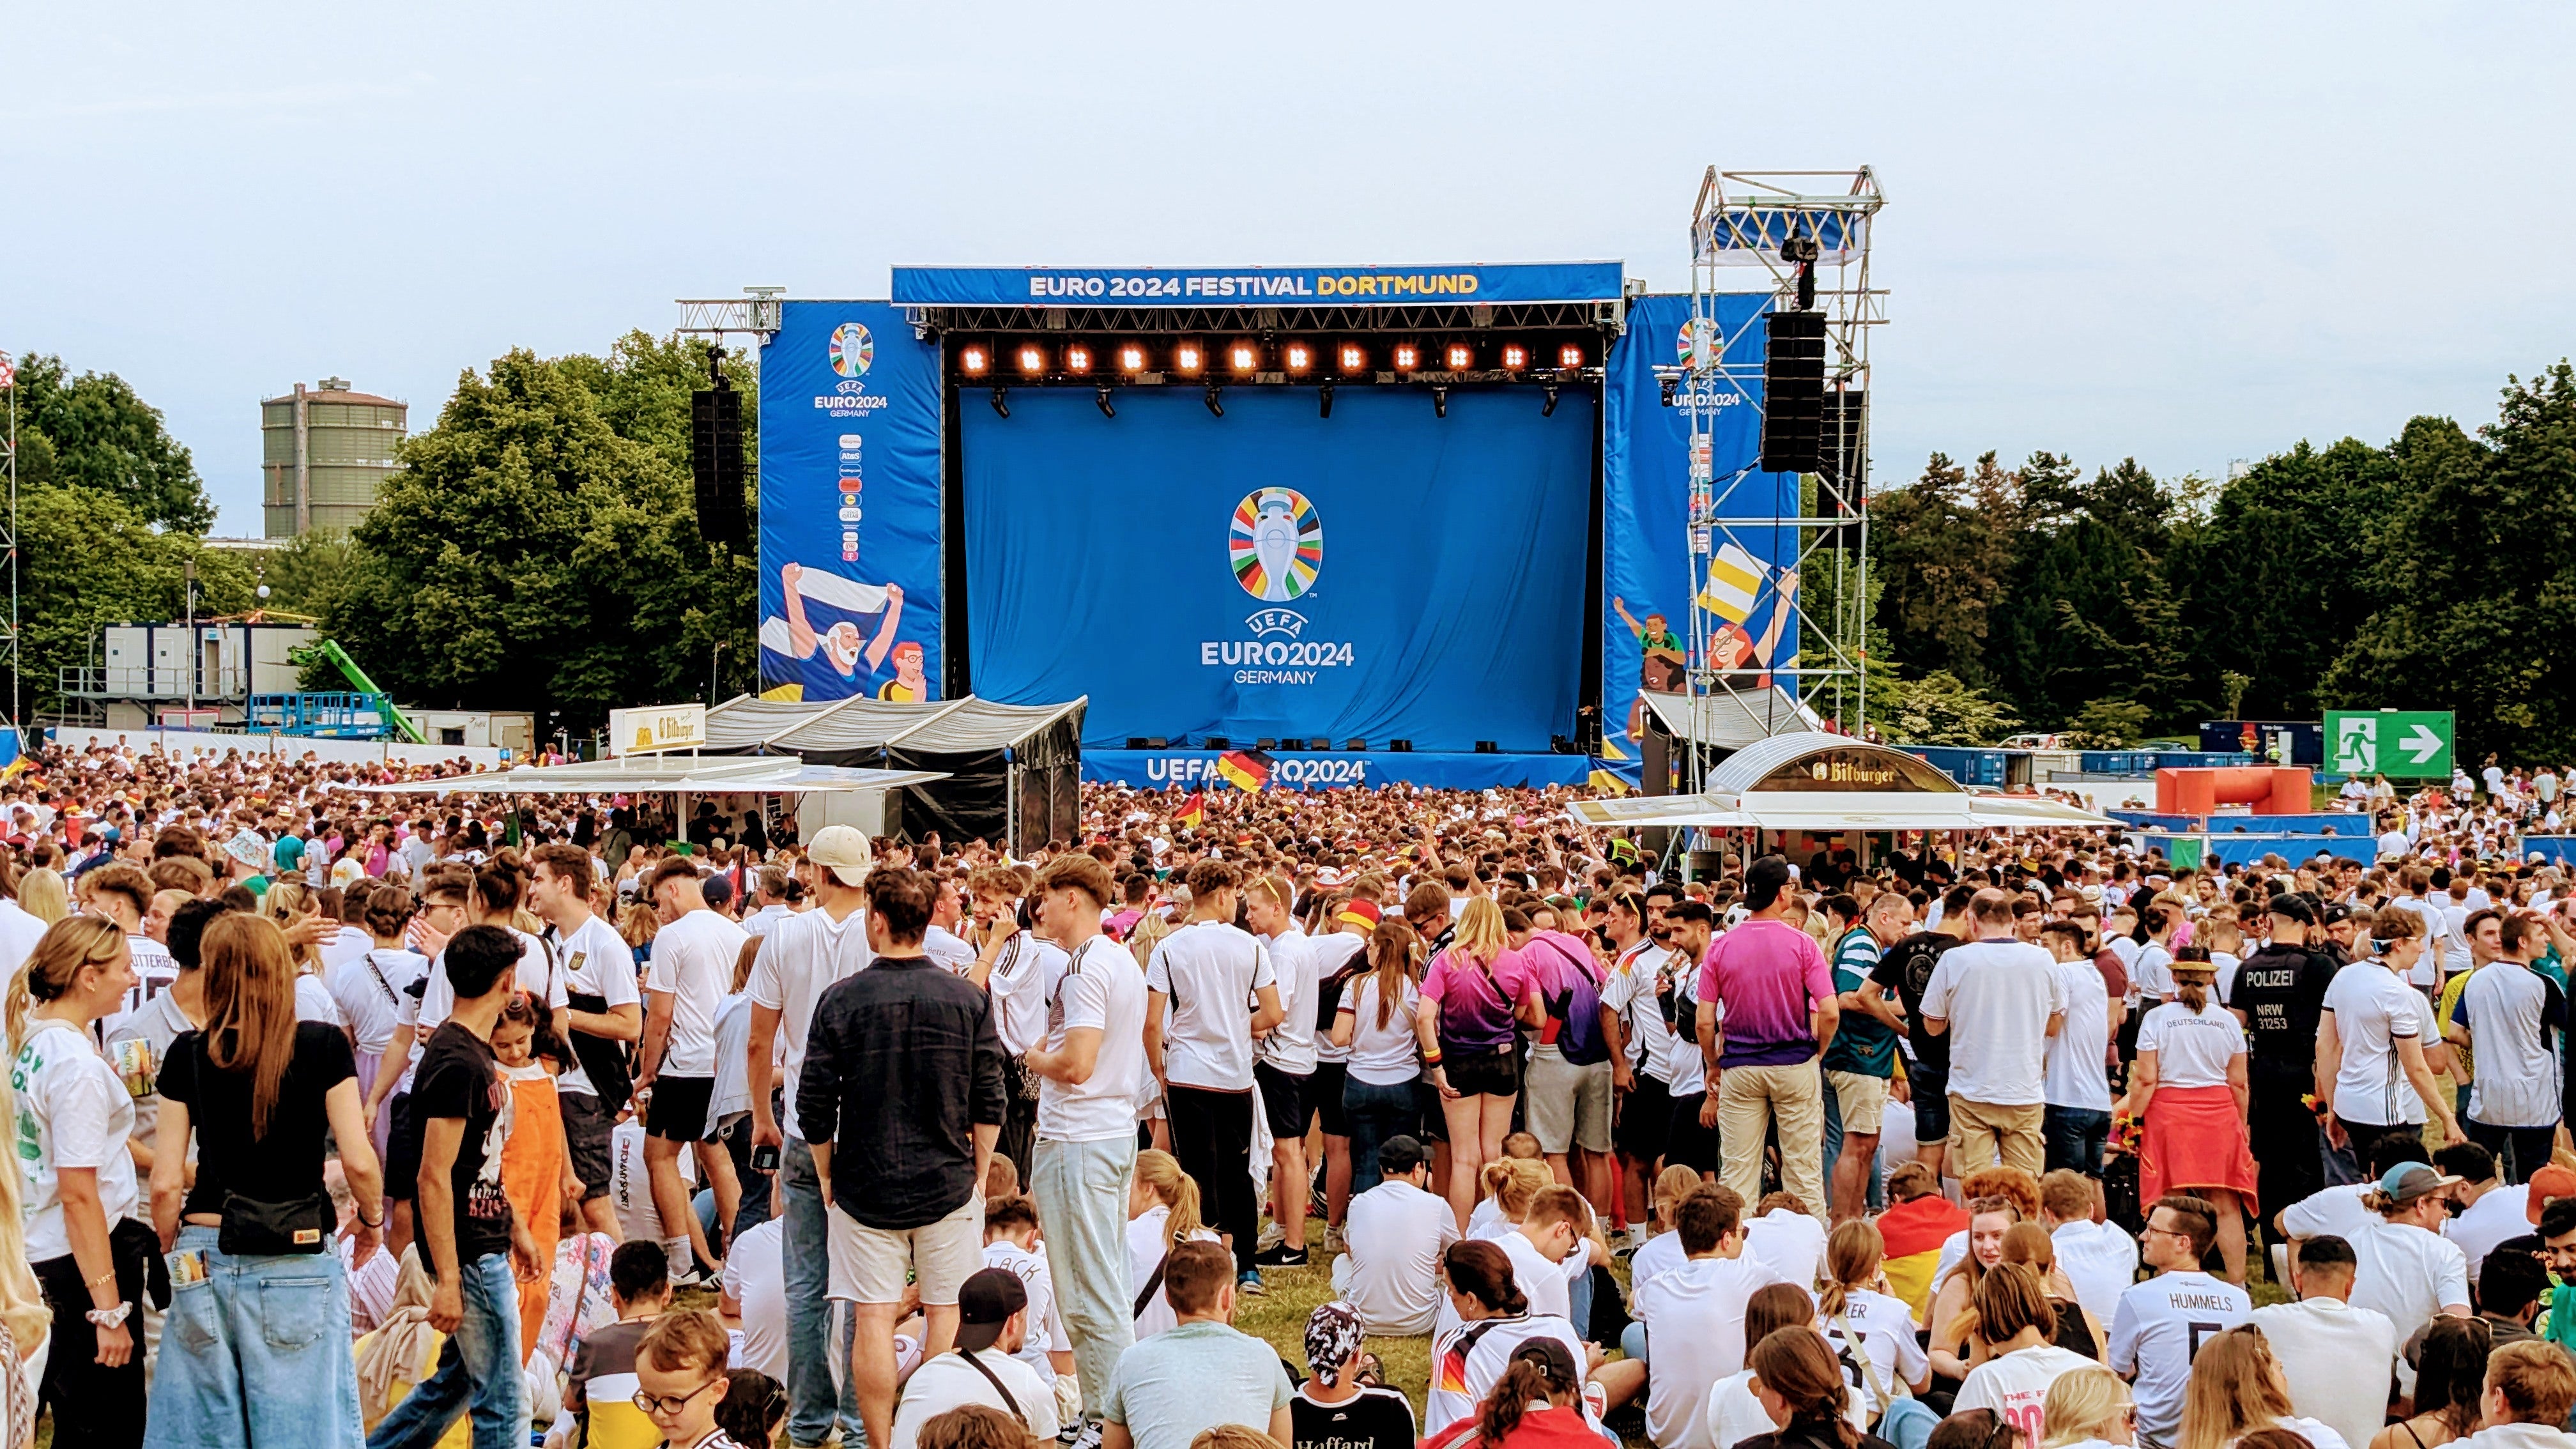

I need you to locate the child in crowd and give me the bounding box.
[634,1309,746,1449]
[558,1239,673,1449]
[494,990,576,1358]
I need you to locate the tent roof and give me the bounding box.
[1639,689,1819,751]
[353,756,945,795]
[702,694,1085,754]
[1563,733,2118,831]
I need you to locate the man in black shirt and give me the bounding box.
[1864,882,1972,1177]
[799,866,1008,1449]
[2231,894,2343,1259]
[367,924,539,1449]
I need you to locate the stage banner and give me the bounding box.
[1598,293,1802,785]
[1082,749,1591,792]
[963,385,1594,751]
[756,301,944,703]
[894,261,1623,309]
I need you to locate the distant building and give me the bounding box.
[262,377,406,537]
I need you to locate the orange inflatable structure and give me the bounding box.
[2155,765,2310,816]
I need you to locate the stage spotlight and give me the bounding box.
[1445,342,1473,370]
[1431,385,1448,418]
[1542,384,1560,417]
[1095,385,1115,419]
[989,386,1009,419]
[960,344,990,376]
[1500,342,1528,369]
[1319,381,1334,419]
[1204,383,1224,418]
[1338,342,1367,372]
[1559,344,1584,369]
[1016,344,1046,376]
[1228,341,1259,373]
[1658,376,1678,407]
[1284,341,1313,372]
[1118,343,1147,373]
[1063,344,1092,374]
[1392,342,1419,371]
[1174,342,1204,374]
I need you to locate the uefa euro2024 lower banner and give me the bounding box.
[963,386,1595,751]
[756,302,945,703]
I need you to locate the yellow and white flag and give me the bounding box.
[1698,542,1764,624]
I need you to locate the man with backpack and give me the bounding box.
[1517,919,1620,1216]
[1822,891,1912,1221]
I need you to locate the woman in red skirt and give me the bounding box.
[2121,946,2257,1283]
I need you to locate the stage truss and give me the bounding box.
[1662,167,1885,791]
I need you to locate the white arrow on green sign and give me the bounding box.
[2324,709,2455,778]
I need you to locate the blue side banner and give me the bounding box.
[758,302,944,703]
[894,262,1623,308]
[1598,293,1802,785]
[1082,750,1590,792]
[963,385,1594,751]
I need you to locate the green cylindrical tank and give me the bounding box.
[261,376,406,537]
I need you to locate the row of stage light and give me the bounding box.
[955,335,1595,418]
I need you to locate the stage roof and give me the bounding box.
[1639,689,1823,752]
[353,757,945,796]
[702,695,1086,755]
[1563,732,2119,832]
[889,263,1625,309]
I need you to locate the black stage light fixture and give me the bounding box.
[1542,384,1560,417]
[1444,342,1474,371]
[1174,341,1205,375]
[1062,343,1092,376]
[1015,342,1046,377]
[1318,381,1334,419]
[1094,385,1116,419]
[1558,343,1584,369]
[1344,739,1367,751]
[1499,342,1528,371]
[1283,341,1314,374]
[989,385,1009,419]
[1204,382,1224,418]
[1205,735,1230,750]
[1117,342,1148,374]
[1430,385,1448,418]
[1338,342,1367,372]
[1761,309,1828,475]
[1392,341,1420,372]
[958,342,991,377]
[1475,740,1499,754]
[1388,739,1413,753]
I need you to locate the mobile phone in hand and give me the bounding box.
[751,1144,781,1172]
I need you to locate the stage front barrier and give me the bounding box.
[1081,749,1590,792]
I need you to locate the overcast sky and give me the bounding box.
[10,1,2573,534]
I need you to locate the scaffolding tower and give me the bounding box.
[1662,167,1885,791]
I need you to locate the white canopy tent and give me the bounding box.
[351,756,946,795]
[1564,732,2119,832]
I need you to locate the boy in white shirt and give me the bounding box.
[979,1192,1075,1383]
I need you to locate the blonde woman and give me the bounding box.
[2176,1326,2350,1449]
[1418,896,1544,1229]
[0,1075,54,1449]
[259,879,347,1029]
[1124,1149,1219,1340]
[9,917,147,1445]
[2039,1368,2135,1449]
[17,869,66,926]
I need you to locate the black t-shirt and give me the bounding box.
[1869,930,1957,1072]
[161,1022,357,1218]
[1291,1385,1416,1449]
[412,1020,514,1265]
[2230,943,2342,1084]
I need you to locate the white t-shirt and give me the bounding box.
[923,924,978,976]
[2133,942,2176,1003]
[1954,1344,2099,1441]
[1498,1227,1573,1323]
[1629,1230,1687,1294]
[986,932,1063,1058]
[1342,976,1422,1086]
[1744,1209,1827,1293]
[405,926,569,1091]
[1423,1313,1588,1440]
[1823,1288,1929,1418]
[293,972,345,1029]
[721,1217,787,1384]
[1665,958,1713,1097]
[2250,1296,2397,1449]
[644,908,747,1078]
[888,1349,1060,1449]
[328,947,427,1057]
[1921,938,2066,1105]
[123,935,178,1015]
[2348,1220,2471,1372]
[1145,921,1275,1091]
[2110,1271,2253,1438]
[982,1239,1062,1372]
[2136,999,2246,1089]
[1338,1177,1457,1335]
[1126,1205,1223,1340]
[319,924,374,974]
[1307,931,1369,1066]
[2043,958,2115,1112]
[2051,1218,2141,1331]
[550,914,640,1100]
[2449,1184,2533,1286]
[739,904,793,940]
[2280,1184,2376,1242]
[1257,927,1317,1075]
[1038,937,1149,1143]
[608,1117,693,1243]
[1706,1362,1868,1449]
[1603,940,1684,1083]
[1632,1254,1788,1449]
[2460,964,2564,1128]
[0,898,49,979]
[745,904,870,1142]
[2324,960,2428,1126]
[13,1018,141,1261]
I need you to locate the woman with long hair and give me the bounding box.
[145,911,383,1448]
[1738,1326,1895,1449]
[257,879,345,1028]
[10,916,148,1446]
[2177,1327,2350,1449]
[1418,897,1544,1228]
[1423,1239,1586,1439]
[2368,1317,2488,1449]
[1818,1220,1933,1432]
[2000,1222,2104,1360]
[1705,1283,1853,1449]
[2039,1368,2135,1449]
[1419,1337,1597,1449]
[1929,1195,2024,1381]
[1124,1149,1218,1340]
[17,868,68,926]
[2120,947,2257,1284]
[1952,1264,2097,1442]
[1331,917,1423,1193]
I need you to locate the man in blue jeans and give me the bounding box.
[369,926,542,1449]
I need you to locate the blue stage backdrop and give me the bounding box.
[1598,293,1802,785]
[1083,749,1590,792]
[962,385,1595,751]
[756,302,945,703]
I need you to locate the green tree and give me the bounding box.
[13,484,252,716]
[255,532,358,620]
[5,351,215,531]
[323,337,756,728]
[2064,696,2150,749]
[1883,670,2019,746]
[1869,452,2016,689]
[1986,454,2190,732]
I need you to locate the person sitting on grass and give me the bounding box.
[633,1309,751,1449]
[560,1239,673,1449]
[1290,1301,1414,1449]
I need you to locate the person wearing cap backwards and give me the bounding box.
[888,1267,1061,1449]
[2231,893,2345,1258]
[2347,1161,2474,1393]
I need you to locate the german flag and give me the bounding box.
[1175,792,1206,829]
[1876,1188,1969,1320]
[1215,749,1273,792]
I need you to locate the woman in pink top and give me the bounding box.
[1418,897,1543,1227]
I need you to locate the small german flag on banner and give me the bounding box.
[1175,792,1206,829]
[1215,749,1273,791]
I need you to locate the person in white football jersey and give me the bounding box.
[2110,1195,2253,1449]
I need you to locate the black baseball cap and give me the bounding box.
[2266,894,2316,926]
[1381,1135,1427,1174]
[955,1267,1028,1351]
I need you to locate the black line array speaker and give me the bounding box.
[1817,388,1866,552]
[1760,309,1828,475]
[691,381,747,551]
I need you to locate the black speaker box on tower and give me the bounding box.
[1760,309,1828,475]
[691,381,747,551]
[1816,389,1867,552]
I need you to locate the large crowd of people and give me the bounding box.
[4,736,2576,1449]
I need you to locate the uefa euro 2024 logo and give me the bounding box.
[829,323,874,379]
[1229,487,1322,602]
